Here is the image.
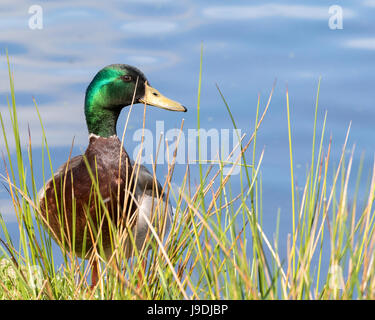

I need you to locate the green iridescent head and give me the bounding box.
[84,64,186,137]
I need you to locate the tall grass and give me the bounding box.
[1,53,375,300]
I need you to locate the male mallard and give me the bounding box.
[38,64,186,286]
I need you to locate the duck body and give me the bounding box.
[38,64,185,267]
[40,133,175,261]
[39,134,136,258]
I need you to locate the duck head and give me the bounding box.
[85,64,186,137]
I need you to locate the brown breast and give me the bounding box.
[38,135,135,259]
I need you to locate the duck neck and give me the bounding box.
[85,103,120,138]
[84,87,122,138]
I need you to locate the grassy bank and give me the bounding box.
[0,54,375,300]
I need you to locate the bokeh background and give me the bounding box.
[0,0,375,256]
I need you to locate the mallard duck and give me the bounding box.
[38,64,186,286]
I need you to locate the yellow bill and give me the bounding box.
[139,82,187,112]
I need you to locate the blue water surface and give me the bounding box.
[0,0,374,291]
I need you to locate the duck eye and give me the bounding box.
[153,92,159,97]
[121,75,132,82]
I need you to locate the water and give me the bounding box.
[0,0,374,285]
